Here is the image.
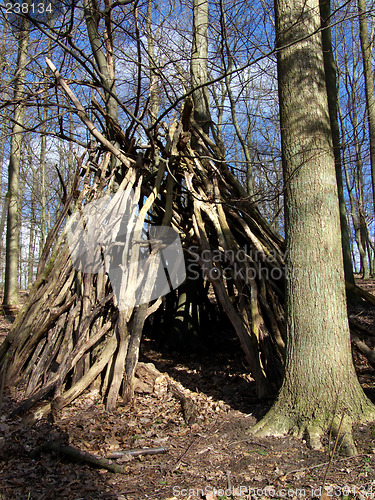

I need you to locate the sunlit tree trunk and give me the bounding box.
[0,116,9,202]
[39,111,47,254]
[146,0,159,126]
[191,0,210,134]
[18,148,26,290]
[84,0,119,128]
[0,18,9,203]
[27,156,37,288]
[3,3,31,314]
[358,0,375,216]
[252,0,375,454]
[0,117,10,282]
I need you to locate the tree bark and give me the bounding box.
[191,0,210,135]
[146,0,159,126]
[27,153,37,287]
[83,0,120,163]
[39,110,47,253]
[358,0,375,218]
[251,0,375,454]
[3,2,31,313]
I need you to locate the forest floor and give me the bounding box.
[0,283,375,500]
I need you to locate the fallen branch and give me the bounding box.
[30,441,128,474]
[107,447,169,458]
[346,280,375,306]
[351,334,375,368]
[349,317,375,338]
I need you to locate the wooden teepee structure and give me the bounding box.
[0,62,287,419]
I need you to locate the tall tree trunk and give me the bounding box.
[0,116,9,202]
[28,157,37,288]
[0,18,9,203]
[358,0,375,216]
[39,111,47,254]
[146,0,159,126]
[210,76,227,154]
[3,3,31,314]
[320,0,355,289]
[0,117,10,281]
[191,0,210,135]
[252,0,375,454]
[84,0,119,128]
[39,11,53,254]
[84,0,120,180]
[67,111,74,191]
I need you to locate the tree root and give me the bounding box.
[330,416,358,457]
[249,409,292,438]
[249,408,365,457]
[305,425,324,451]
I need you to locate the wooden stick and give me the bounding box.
[107,447,169,458]
[351,333,375,368]
[45,58,133,169]
[30,441,128,474]
[346,280,375,306]
[322,413,345,489]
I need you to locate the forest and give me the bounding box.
[0,0,375,498]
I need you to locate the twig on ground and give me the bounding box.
[30,441,132,474]
[167,437,197,473]
[107,447,169,458]
[226,470,232,490]
[322,412,345,489]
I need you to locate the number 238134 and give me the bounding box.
[5,2,52,15]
